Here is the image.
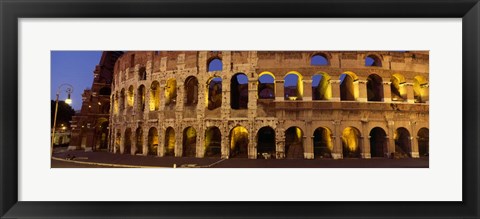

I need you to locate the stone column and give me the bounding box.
[382,81,392,102]
[331,120,343,159]
[248,78,258,118]
[405,82,415,103]
[303,79,313,101]
[142,127,148,156]
[303,121,314,159]
[330,80,341,102]
[221,129,230,159]
[248,133,257,159]
[361,119,371,159]
[410,121,419,158]
[120,129,125,154]
[387,120,396,158]
[197,126,205,158]
[357,79,368,102]
[158,127,165,157]
[275,128,285,159]
[175,128,182,157]
[275,80,285,101]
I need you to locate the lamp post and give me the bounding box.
[51,83,73,157]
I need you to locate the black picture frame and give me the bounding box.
[1,0,479,218]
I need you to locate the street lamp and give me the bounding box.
[51,83,73,157]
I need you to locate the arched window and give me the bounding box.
[137,85,145,111]
[127,85,134,107]
[312,73,332,100]
[165,78,177,106]
[231,73,249,109]
[342,127,362,158]
[258,72,275,99]
[391,74,407,102]
[207,77,222,110]
[229,126,249,158]
[365,55,382,67]
[340,71,358,101]
[284,72,303,100]
[138,67,146,81]
[413,75,429,103]
[285,127,304,159]
[208,58,222,72]
[367,74,384,101]
[311,54,329,66]
[184,76,198,106]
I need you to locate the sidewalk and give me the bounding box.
[52,147,429,168]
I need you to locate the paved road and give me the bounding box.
[51,147,429,168]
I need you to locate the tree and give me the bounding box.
[51,100,75,128]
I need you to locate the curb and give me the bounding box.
[51,157,171,168]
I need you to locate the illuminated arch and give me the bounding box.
[229,126,249,158]
[164,127,175,156]
[137,85,145,112]
[231,73,249,109]
[391,73,407,101]
[312,72,332,100]
[369,127,387,157]
[127,85,134,107]
[285,126,304,159]
[147,127,158,156]
[135,127,143,154]
[149,81,160,111]
[182,126,197,157]
[367,74,384,101]
[394,127,412,158]
[340,71,359,101]
[342,127,362,158]
[206,77,222,110]
[414,75,429,103]
[204,126,221,157]
[138,66,146,80]
[284,71,304,100]
[313,127,333,158]
[184,76,198,106]
[165,78,177,106]
[123,128,132,155]
[258,72,275,99]
[120,88,126,111]
[417,128,429,157]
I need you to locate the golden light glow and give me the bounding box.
[413,75,429,103]
[230,126,248,151]
[342,127,360,153]
[165,127,175,154]
[149,81,160,111]
[313,72,332,100]
[391,73,407,101]
[285,71,304,100]
[65,98,72,105]
[127,85,134,107]
[165,78,177,105]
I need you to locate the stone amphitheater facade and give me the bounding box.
[109,51,429,160]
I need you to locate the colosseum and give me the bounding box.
[108,51,429,160]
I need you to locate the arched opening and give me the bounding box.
[204,127,221,157]
[284,72,303,100]
[229,126,249,158]
[258,72,275,99]
[312,73,332,100]
[99,87,111,96]
[135,127,143,154]
[127,85,134,107]
[313,127,333,158]
[369,127,387,158]
[285,127,304,159]
[115,131,121,154]
[391,74,407,101]
[164,127,175,156]
[137,85,145,112]
[147,127,158,156]
[417,128,429,157]
[231,73,249,109]
[165,78,177,106]
[208,58,222,72]
[311,54,329,66]
[367,74,384,101]
[94,118,109,150]
[149,81,160,111]
[182,126,197,157]
[138,67,146,80]
[184,76,198,106]
[120,89,125,111]
[342,127,361,158]
[207,77,222,110]
[256,126,276,158]
[340,72,358,101]
[124,128,132,155]
[365,55,382,67]
[414,75,429,103]
[394,127,412,158]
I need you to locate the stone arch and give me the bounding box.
[164,127,175,156]
[414,75,429,103]
[391,73,407,101]
[313,127,333,158]
[208,57,222,72]
[204,126,222,157]
[184,76,198,106]
[137,85,146,112]
[312,72,332,100]
[310,53,329,66]
[182,126,197,157]
[417,127,429,157]
[149,81,161,111]
[231,73,249,109]
[367,74,384,101]
[229,126,249,158]
[138,66,146,80]
[256,126,276,158]
[135,127,143,154]
[124,128,132,155]
[207,77,222,110]
[340,71,359,101]
[284,71,304,100]
[120,88,126,111]
[365,54,382,67]
[94,117,109,150]
[342,126,362,158]
[369,127,387,158]
[395,127,412,158]
[285,126,304,159]
[115,131,121,154]
[165,78,177,106]
[258,71,275,99]
[147,127,158,156]
[127,85,134,107]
